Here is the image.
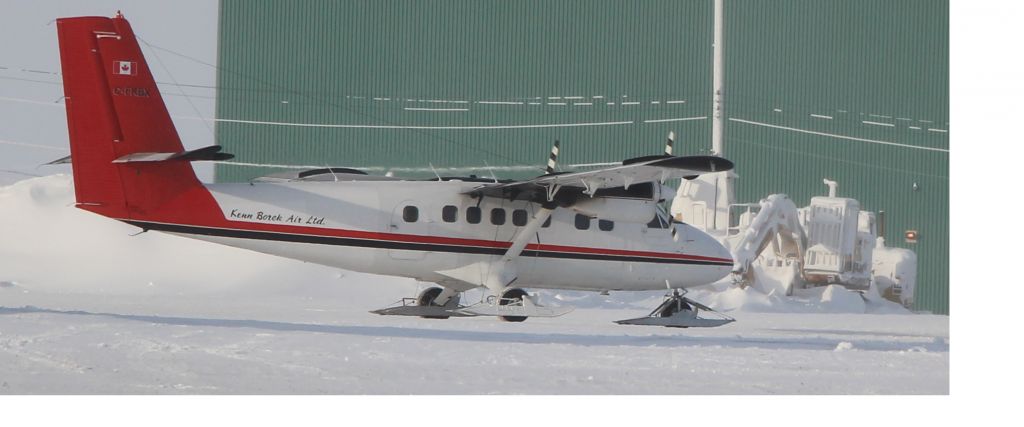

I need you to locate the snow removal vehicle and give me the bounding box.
[674,176,918,307]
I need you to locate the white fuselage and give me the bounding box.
[164,179,733,292]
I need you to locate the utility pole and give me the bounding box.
[670,0,735,231]
[712,0,725,156]
[710,0,734,231]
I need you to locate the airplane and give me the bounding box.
[53,12,736,327]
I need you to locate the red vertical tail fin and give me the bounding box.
[57,13,223,223]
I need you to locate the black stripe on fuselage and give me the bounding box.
[124,220,732,266]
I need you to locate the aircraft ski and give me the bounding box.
[54,12,738,328]
[455,294,574,319]
[371,294,573,320]
[370,298,475,318]
[615,289,735,328]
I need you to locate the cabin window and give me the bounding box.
[575,214,591,230]
[442,205,458,223]
[491,208,506,225]
[598,219,614,231]
[512,209,528,226]
[467,206,482,224]
[403,206,419,222]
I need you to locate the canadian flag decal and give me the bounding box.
[113,61,137,76]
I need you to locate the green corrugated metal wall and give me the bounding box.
[214,0,949,314]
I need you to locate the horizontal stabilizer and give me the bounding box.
[112,145,234,163]
[45,155,72,165]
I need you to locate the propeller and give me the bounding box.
[664,131,675,156]
[545,140,560,174]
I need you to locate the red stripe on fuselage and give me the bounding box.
[135,217,733,264]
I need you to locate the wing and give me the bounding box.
[466,155,733,204]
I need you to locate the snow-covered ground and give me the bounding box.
[0,176,949,394]
[0,293,948,394]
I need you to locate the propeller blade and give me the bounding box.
[545,140,560,174]
[665,131,675,156]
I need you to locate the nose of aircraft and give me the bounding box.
[689,227,734,285]
[710,234,734,263]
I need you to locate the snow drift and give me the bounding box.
[0,174,415,300]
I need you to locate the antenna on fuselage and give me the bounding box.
[545,140,560,174]
[484,160,499,183]
[428,162,442,181]
[665,131,675,156]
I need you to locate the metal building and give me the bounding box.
[214,0,949,313]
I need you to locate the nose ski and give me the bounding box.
[615,289,735,328]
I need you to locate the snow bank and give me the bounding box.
[820,284,867,313]
[0,175,414,300]
[683,281,909,314]
[0,171,35,187]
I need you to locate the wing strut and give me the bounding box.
[502,205,554,264]
[433,203,556,294]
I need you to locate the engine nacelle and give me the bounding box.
[572,197,658,223]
